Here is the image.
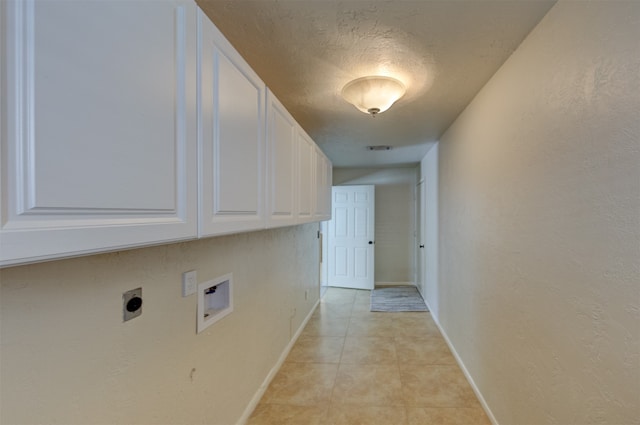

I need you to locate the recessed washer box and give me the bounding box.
[197,273,233,333]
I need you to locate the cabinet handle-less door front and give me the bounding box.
[0,0,198,267]
[266,90,298,228]
[297,130,315,223]
[198,9,266,237]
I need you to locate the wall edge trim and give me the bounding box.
[427,300,499,425]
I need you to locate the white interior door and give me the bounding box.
[417,181,427,297]
[328,185,375,290]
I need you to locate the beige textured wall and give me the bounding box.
[435,2,640,424]
[333,167,417,284]
[0,224,320,425]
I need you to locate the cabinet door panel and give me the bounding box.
[314,150,333,221]
[297,130,315,223]
[0,0,197,267]
[266,91,297,227]
[199,11,265,236]
[325,159,333,219]
[216,55,261,213]
[314,151,326,220]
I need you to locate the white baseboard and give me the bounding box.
[424,298,499,425]
[375,281,415,287]
[236,298,320,425]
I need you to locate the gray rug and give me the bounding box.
[370,286,429,312]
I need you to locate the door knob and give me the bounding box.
[419,245,424,248]
[369,241,374,245]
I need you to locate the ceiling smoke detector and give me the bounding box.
[341,76,406,116]
[366,145,393,151]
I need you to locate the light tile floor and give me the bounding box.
[248,287,491,425]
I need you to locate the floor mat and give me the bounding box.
[370,286,429,312]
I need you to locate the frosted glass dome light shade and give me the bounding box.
[341,76,406,116]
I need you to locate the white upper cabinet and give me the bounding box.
[198,9,266,237]
[326,157,334,219]
[266,90,298,227]
[325,152,334,219]
[315,149,333,221]
[0,0,198,267]
[297,129,316,223]
[0,3,333,267]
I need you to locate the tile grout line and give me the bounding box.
[322,289,356,423]
[393,306,410,424]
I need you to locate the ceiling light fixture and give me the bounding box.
[341,76,406,116]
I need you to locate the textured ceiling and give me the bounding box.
[197,0,556,167]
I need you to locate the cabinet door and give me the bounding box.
[297,129,315,223]
[0,0,197,267]
[314,150,325,221]
[314,150,333,221]
[266,90,297,228]
[326,159,333,219]
[199,10,266,236]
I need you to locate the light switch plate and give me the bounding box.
[182,270,197,297]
